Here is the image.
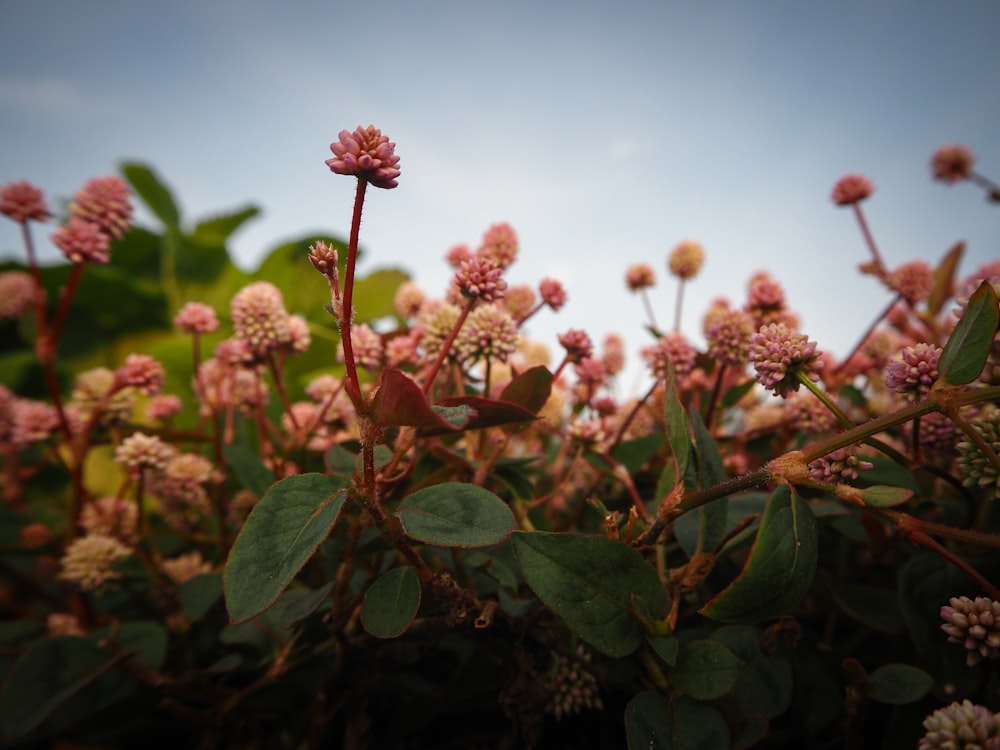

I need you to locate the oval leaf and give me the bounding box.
[670,639,742,700]
[362,567,421,638]
[700,484,818,623]
[224,473,348,623]
[499,365,553,414]
[864,663,933,705]
[928,241,964,317]
[121,161,181,229]
[626,692,730,750]
[512,531,670,657]
[394,482,515,548]
[939,280,999,385]
[860,485,913,508]
[372,368,466,430]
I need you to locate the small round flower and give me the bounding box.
[557,329,594,364]
[417,301,461,360]
[931,144,975,184]
[51,217,111,264]
[69,367,135,426]
[393,280,426,319]
[602,333,626,376]
[286,314,311,354]
[786,391,837,433]
[545,646,604,721]
[831,174,875,206]
[745,271,786,314]
[642,332,697,381]
[884,343,942,401]
[668,240,705,280]
[573,357,608,391]
[116,353,165,396]
[957,404,1000,501]
[539,278,567,311]
[70,175,133,240]
[146,394,183,421]
[59,534,132,592]
[706,308,755,367]
[326,125,400,189]
[916,411,960,463]
[520,338,551,368]
[503,283,536,322]
[748,323,823,397]
[307,240,339,279]
[80,496,139,544]
[115,432,175,479]
[941,596,1000,666]
[445,244,473,268]
[454,304,518,364]
[7,398,60,447]
[477,222,518,268]
[161,551,213,585]
[348,323,383,370]
[231,281,291,357]
[918,699,1000,750]
[0,180,51,223]
[625,262,656,291]
[305,374,341,403]
[0,271,35,319]
[889,261,934,305]
[568,418,610,453]
[174,301,220,334]
[386,332,420,368]
[808,446,873,483]
[454,256,507,301]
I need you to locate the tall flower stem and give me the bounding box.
[852,204,886,275]
[673,279,686,332]
[339,178,369,407]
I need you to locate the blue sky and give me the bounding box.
[2,1,998,393]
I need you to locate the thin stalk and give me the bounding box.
[852,203,886,274]
[339,178,368,405]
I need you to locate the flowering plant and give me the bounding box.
[1,131,999,748]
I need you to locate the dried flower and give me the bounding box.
[957,404,1000,501]
[884,343,942,401]
[941,596,1000,666]
[174,301,220,334]
[51,217,111,264]
[931,144,975,184]
[0,180,51,223]
[889,261,934,305]
[231,281,291,357]
[668,240,705,280]
[454,304,518,364]
[749,323,823,397]
[70,175,133,240]
[706,308,755,367]
[59,534,132,591]
[625,262,656,291]
[642,332,697,381]
[808,446,873,483]
[539,278,568,311]
[116,354,165,396]
[326,125,400,189]
[831,174,875,206]
[0,271,35,319]
[477,222,518,268]
[918,699,1000,750]
[115,432,175,479]
[454,256,507,301]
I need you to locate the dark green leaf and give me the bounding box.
[626,692,730,750]
[664,369,690,480]
[700,484,818,623]
[690,406,727,553]
[121,161,181,228]
[192,205,261,244]
[670,639,742,700]
[712,624,793,719]
[612,434,664,476]
[362,567,421,638]
[224,444,276,497]
[179,573,224,621]
[512,531,670,657]
[272,582,335,627]
[939,280,999,385]
[89,621,167,672]
[394,483,515,548]
[864,664,933,705]
[647,635,679,666]
[833,583,904,634]
[224,473,348,623]
[859,485,913,508]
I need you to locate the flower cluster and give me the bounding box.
[941,596,1000,666]
[748,322,823,397]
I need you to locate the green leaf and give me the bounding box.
[928,241,964,317]
[361,567,421,638]
[859,485,913,508]
[670,639,742,700]
[864,663,933,705]
[224,473,348,623]
[625,692,730,750]
[700,484,818,623]
[512,531,670,657]
[394,483,515,548]
[89,621,168,672]
[664,369,691,480]
[121,161,181,229]
[179,573,224,621]
[647,635,680,666]
[272,582,335,628]
[192,205,261,245]
[0,637,121,740]
[712,625,793,719]
[939,280,999,385]
[833,583,904,634]
[224,444,276,497]
[691,406,728,553]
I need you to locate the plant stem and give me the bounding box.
[421,298,475,396]
[852,203,886,274]
[339,178,368,406]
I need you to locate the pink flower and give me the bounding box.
[326,125,400,189]
[477,222,518,268]
[888,261,934,305]
[625,263,656,291]
[174,301,220,334]
[51,217,111,264]
[454,256,508,301]
[748,323,823,397]
[393,281,426,319]
[231,281,291,357]
[503,284,537,322]
[0,180,51,223]
[348,323,383,370]
[884,343,942,401]
[808,447,872,483]
[539,278,567,311]
[80,497,139,544]
[8,398,60,447]
[601,333,626,376]
[831,174,875,206]
[115,432,175,479]
[146,394,183,421]
[642,332,696,381]
[445,244,473,268]
[667,240,705,280]
[706,308,755,367]
[0,271,35,319]
[70,176,133,240]
[558,329,594,364]
[116,354,165,396]
[931,144,975,184]
[455,304,519,364]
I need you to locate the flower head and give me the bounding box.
[957,404,1000,500]
[539,278,567,311]
[749,323,823,397]
[602,333,626,376]
[162,551,214,585]
[668,240,705,280]
[348,323,383,370]
[59,534,132,591]
[393,280,426,319]
[116,354,165,396]
[286,314,311,354]
[445,244,473,268]
[80,497,139,544]
[941,596,1000,666]
[625,262,656,291]
[417,301,461,360]
[115,432,175,479]
[0,180,51,223]
[889,261,934,305]
[918,699,1000,750]
[884,343,942,401]
[326,125,400,189]
[7,398,59,447]
[52,217,111,264]
[706,308,755,367]
[477,222,518,268]
[831,174,875,206]
[454,304,518,364]
[231,281,291,357]
[454,256,507,301]
[0,271,34,319]
[70,175,133,240]
[174,301,220,334]
[931,144,975,184]
[545,646,603,721]
[503,283,536,322]
[557,329,594,364]
[642,332,697,381]
[808,447,873,483]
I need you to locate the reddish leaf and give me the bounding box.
[371,369,469,430]
[499,365,553,414]
[426,395,538,435]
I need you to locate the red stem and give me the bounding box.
[339,178,368,406]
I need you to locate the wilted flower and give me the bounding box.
[0,271,35,319]
[70,175,133,240]
[0,180,51,223]
[174,301,220,334]
[326,125,400,189]
[831,174,875,206]
[625,262,656,291]
[231,281,291,357]
[667,240,705,280]
[884,343,942,401]
[748,323,823,397]
[59,534,132,591]
[477,222,518,268]
[941,596,1000,666]
[931,144,975,184]
[52,217,111,264]
[918,699,1000,750]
